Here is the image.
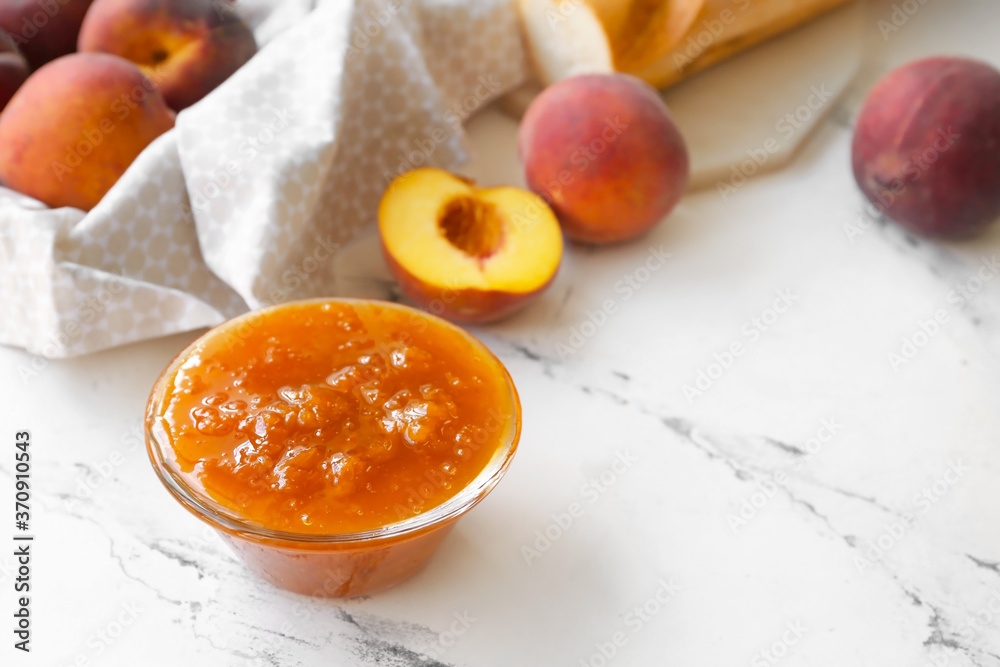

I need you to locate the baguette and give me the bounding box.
[517,0,614,85]
[517,0,854,89]
[610,0,706,71]
[628,0,854,88]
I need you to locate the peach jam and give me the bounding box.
[153,299,517,536]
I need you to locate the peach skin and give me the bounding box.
[0,0,93,70]
[78,0,257,111]
[852,56,1000,238]
[519,73,689,244]
[0,52,175,211]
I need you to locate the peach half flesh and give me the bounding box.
[378,168,564,324]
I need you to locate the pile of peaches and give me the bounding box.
[379,56,1000,324]
[0,0,256,211]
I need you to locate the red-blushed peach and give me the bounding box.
[0,52,175,210]
[852,56,1000,238]
[379,168,564,324]
[0,33,29,110]
[78,0,257,111]
[0,0,93,70]
[518,73,689,244]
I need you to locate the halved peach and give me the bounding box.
[378,168,563,324]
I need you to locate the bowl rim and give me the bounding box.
[145,297,522,546]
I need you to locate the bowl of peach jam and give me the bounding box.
[145,299,520,597]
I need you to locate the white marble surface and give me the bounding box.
[4,1,1000,665]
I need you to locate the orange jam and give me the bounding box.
[155,300,515,535]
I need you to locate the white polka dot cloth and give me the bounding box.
[0,0,529,358]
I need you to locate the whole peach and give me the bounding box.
[518,73,690,244]
[0,0,93,70]
[852,56,1000,237]
[78,0,257,111]
[0,53,175,210]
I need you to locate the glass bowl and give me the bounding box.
[145,298,521,597]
